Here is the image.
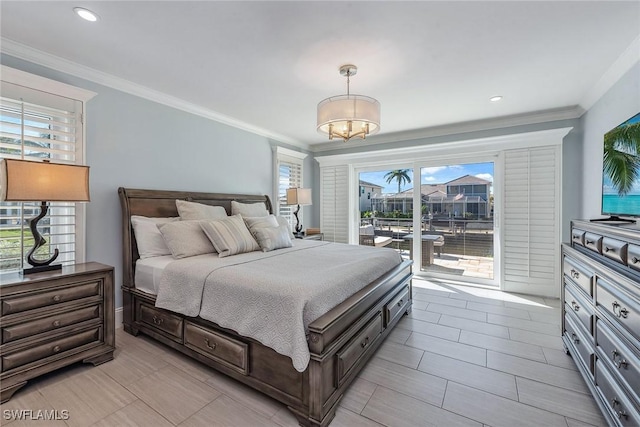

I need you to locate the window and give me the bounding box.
[272,146,307,231]
[0,66,95,273]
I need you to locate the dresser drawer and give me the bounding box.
[583,232,603,254]
[596,319,640,405]
[138,303,183,340]
[2,305,100,344]
[628,244,640,273]
[1,281,100,316]
[595,360,640,426]
[602,237,628,265]
[1,327,101,372]
[564,311,594,376]
[596,277,640,343]
[184,322,248,374]
[385,285,410,327]
[564,282,594,336]
[336,312,383,385]
[563,256,594,296]
[572,228,586,246]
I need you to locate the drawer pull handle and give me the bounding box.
[360,336,370,348]
[571,333,579,345]
[571,301,580,312]
[586,239,594,245]
[611,350,629,369]
[52,320,61,327]
[570,269,580,279]
[52,345,61,353]
[397,299,404,307]
[52,295,61,302]
[605,246,612,253]
[611,399,628,419]
[612,301,629,318]
[204,338,217,351]
[152,316,164,326]
[632,256,639,264]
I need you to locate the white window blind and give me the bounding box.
[320,165,349,243]
[0,81,84,272]
[502,145,560,296]
[273,147,307,232]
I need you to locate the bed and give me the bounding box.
[118,187,413,427]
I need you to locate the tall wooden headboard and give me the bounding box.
[117,187,272,289]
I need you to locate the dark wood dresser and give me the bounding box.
[562,220,640,426]
[0,262,115,403]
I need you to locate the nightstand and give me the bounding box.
[0,262,115,403]
[295,233,324,241]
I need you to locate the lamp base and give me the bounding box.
[22,264,62,276]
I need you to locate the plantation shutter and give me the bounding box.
[0,81,84,272]
[320,165,349,243]
[502,145,560,296]
[274,147,307,232]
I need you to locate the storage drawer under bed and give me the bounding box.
[137,302,184,340]
[184,322,248,374]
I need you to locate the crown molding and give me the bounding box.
[1,38,308,150]
[310,106,583,153]
[580,35,640,111]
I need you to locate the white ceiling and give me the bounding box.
[1,1,639,150]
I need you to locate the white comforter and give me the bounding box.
[155,240,402,372]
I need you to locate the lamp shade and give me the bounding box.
[286,188,312,206]
[317,94,380,137]
[0,159,90,202]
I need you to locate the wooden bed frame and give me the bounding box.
[118,187,413,426]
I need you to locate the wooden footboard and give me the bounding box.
[119,187,412,426]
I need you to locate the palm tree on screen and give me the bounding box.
[384,169,412,194]
[603,121,640,195]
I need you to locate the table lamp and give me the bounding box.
[0,159,90,275]
[286,187,312,235]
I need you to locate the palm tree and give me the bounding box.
[603,118,640,195]
[384,169,412,194]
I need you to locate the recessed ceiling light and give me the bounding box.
[489,96,503,102]
[73,7,99,22]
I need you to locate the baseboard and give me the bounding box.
[115,307,123,330]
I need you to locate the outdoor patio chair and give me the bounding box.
[359,225,392,247]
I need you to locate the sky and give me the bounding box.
[360,162,494,194]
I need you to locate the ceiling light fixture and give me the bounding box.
[73,7,99,22]
[317,64,380,142]
[489,95,503,102]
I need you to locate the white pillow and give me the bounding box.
[243,215,279,231]
[200,215,260,258]
[131,216,178,259]
[157,220,216,259]
[275,215,295,238]
[252,225,293,252]
[231,200,269,217]
[176,199,228,220]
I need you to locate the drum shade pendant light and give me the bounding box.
[317,64,380,142]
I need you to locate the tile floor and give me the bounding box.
[0,278,607,427]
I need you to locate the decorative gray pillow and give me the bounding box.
[231,200,269,217]
[157,220,216,259]
[275,215,295,239]
[200,215,260,258]
[176,199,228,220]
[244,215,279,232]
[131,216,179,259]
[252,224,293,252]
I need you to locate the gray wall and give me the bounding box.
[580,62,640,219]
[1,54,315,311]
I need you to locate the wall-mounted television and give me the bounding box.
[600,111,640,221]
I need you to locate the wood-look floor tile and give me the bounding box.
[528,310,562,325]
[459,331,546,362]
[515,378,606,426]
[466,302,531,320]
[375,340,425,369]
[39,368,136,427]
[180,395,280,427]
[543,298,562,308]
[442,382,567,427]
[270,406,298,427]
[438,315,510,338]
[565,417,601,427]
[0,387,65,427]
[411,299,429,310]
[407,308,441,323]
[340,378,377,414]
[397,317,460,341]
[361,386,482,427]
[159,347,218,382]
[99,344,168,386]
[385,327,412,345]
[126,365,220,425]
[486,351,589,394]
[204,369,282,418]
[412,280,456,295]
[427,303,488,322]
[542,347,578,371]
[90,399,173,427]
[406,331,487,366]
[412,294,468,308]
[508,328,565,350]
[487,313,561,336]
[418,351,518,400]
[503,300,554,313]
[359,357,447,406]
[447,292,505,306]
[330,407,384,427]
